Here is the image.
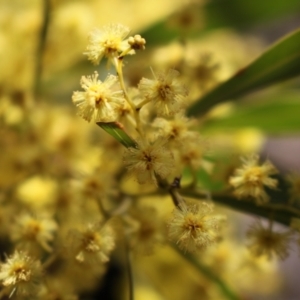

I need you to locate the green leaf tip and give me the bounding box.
[96,122,138,148]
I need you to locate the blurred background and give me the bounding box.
[1,0,300,299]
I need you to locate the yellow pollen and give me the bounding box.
[103,40,118,54]
[14,266,30,282]
[25,221,41,239]
[185,215,202,232]
[159,84,172,100]
[244,167,263,183]
[143,153,153,163]
[82,232,100,253]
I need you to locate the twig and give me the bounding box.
[168,176,185,208]
[34,0,50,100]
[172,244,240,300]
[125,236,134,300]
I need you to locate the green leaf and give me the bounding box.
[204,0,300,32]
[183,167,224,191]
[181,189,299,227]
[96,122,137,148]
[197,168,224,191]
[187,29,300,117]
[202,95,300,134]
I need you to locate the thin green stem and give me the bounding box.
[115,57,135,109]
[42,251,60,270]
[172,244,240,300]
[34,0,50,100]
[262,203,300,216]
[110,196,132,217]
[95,196,110,220]
[125,236,134,300]
[119,46,134,58]
[181,189,298,227]
[114,57,142,135]
[136,98,151,110]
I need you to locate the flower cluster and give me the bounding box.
[2,8,299,300]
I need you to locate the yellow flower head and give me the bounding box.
[229,155,278,204]
[11,212,58,253]
[84,23,133,65]
[0,251,42,297]
[138,69,188,116]
[72,72,125,123]
[168,201,224,253]
[68,222,115,265]
[123,137,174,185]
[247,221,291,260]
[152,114,197,145]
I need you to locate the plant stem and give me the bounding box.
[114,57,143,135]
[34,0,50,101]
[96,196,110,220]
[125,236,134,300]
[172,244,240,300]
[169,177,185,208]
[136,98,151,110]
[181,189,298,227]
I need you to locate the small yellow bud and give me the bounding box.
[127,34,146,50]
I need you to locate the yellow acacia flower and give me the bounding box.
[0,251,42,297]
[168,201,224,253]
[138,69,188,116]
[123,138,174,185]
[72,72,125,123]
[152,114,198,145]
[11,212,58,254]
[68,222,115,265]
[84,23,133,65]
[229,155,278,205]
[247,221,291,260]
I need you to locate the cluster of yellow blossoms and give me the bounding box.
[71,23,298,267]
[1,18,300,300]
[71,23,224,255]
[71,22,300,298]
